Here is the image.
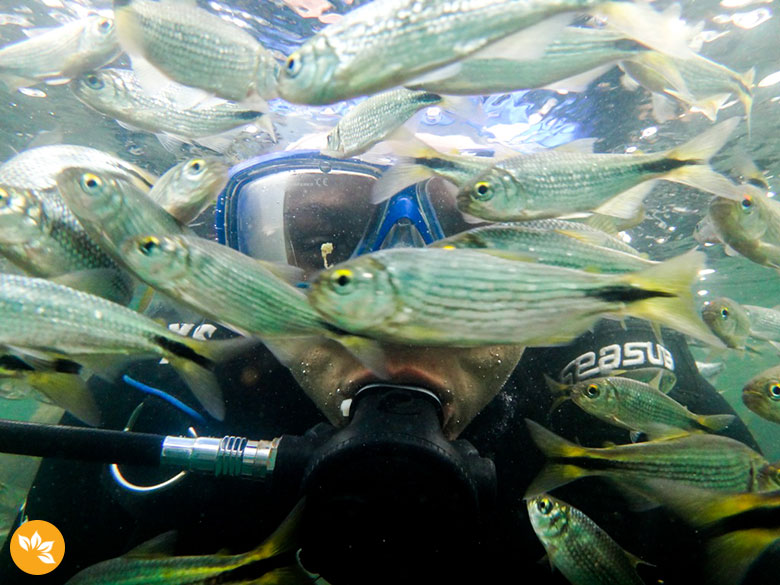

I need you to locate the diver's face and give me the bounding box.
[286,338,524,439]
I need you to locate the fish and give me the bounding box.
[707,184,780,272]
[741,303,780,347]
[119,234,330,338]
[0,273,233,420]
[277,0,695,104]
[0,183,133,304]
[431,222,655,274]
[524,418,780,497]
[308,247,723,349]
[114,0,279,101]
[408,25,649,96]
[55,167,193,268]
[323,88,446,158]
[640,480,780,585]
[621,50,754,130]
[545,374,734,439]
[70,68,274,145]
[701,296,752,350]
[0,354,100,426]
[526,494,645,585]
[0,14,121,91]
[456,118,740,221]
[147,157,229,224]
[742,364,780,424]
[65,500,313,584]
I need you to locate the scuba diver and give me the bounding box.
[0,151,772,585]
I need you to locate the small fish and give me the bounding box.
[0,274,233,420]
[527,494,645,585]
[524,418,779,497]
[114,0,279,101]
[701,296,752,350]
[0,184,133,304]
[323,88,445,158]
[277,0,694,104]
[71,69,274,144]
[708,185,780,272]
[640,480,780,585]
[120,234,329,338]
[0,14,121,91]
[148,157,229,224]
[622,50,754,130]
[431,221,654,274]
[65,500,311,584]
[55,167,192,267]
[742,364,780,424]
[409,26,649,96]
[545,374,734,439]
[457,118,740,221]
[308,247,723,349]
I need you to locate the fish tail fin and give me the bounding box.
[666,117,740,163]
[371,156,438,205]
[695,413,735,432]
[524,419,590,496]
[28,371,102,426]
[621,249,725,348]
[166,354,225,421]
[705,531,779,585]
[686,93,732,122]
[245,499,305,562]
[543,373,570,413]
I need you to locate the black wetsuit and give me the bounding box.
[0,319,774,584]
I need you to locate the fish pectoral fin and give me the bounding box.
[27,371,102,427]
[125,530,178,558]
[593,181,655,220]
[543,63,616,94]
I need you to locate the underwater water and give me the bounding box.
[0,0,778,584]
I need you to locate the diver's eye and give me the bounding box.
[80,173,103,193]
[585,384,601,398]
[768,383,780,400]
[536,498,553,515]
[85,74,104,90]
[720,307,729,319]
[331,269,354,294]
[473,181,493,201]
[138,236,160,256]
[741,196,753,210]
[97,18,113,32]
[284,53,302,77]
[186,159,205,175]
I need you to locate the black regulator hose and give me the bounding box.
[0,418,163,465]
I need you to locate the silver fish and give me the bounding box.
[71,69,273,141]
[114,0,279,101]
[457,118,740,221]
[308,247,722,348]
[527,494,645,585]
[148,157,228,224]
[324,88,444,158]
[0,14,120,90]
[0,274,230,419]
[55,167,192,267]
[0,184,132,304]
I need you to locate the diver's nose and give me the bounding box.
[379,217,427,250]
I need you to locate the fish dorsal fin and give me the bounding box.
[125,531,178,558]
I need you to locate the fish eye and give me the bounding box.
[768,383,780,400]
[741,196,753,210]
[97,18,112,32]
[585,384,600,398]
[80,173,103,193]
[330,269,355,294]
[284,53,302,77]
[186,159,205,175]
[473,181,493,201]
[138,237,161,256]
[536,497,553,515]
[85,74,104,90]
[720,307,729,319]
[0,188,7,204]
